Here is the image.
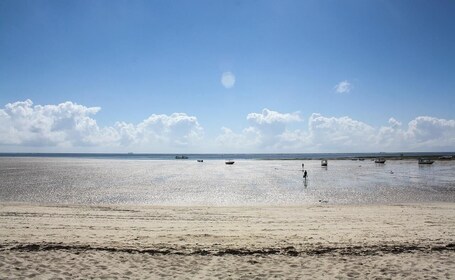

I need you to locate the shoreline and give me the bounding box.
[1,202,454,278]
[1,152,454,161]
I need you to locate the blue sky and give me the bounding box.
[1,0,454,153]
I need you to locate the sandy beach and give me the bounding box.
[0,203,454,279]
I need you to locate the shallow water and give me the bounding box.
[0,157,454,205]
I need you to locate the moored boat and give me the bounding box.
[418,158,434,164]
[321,159,328,167]
[438,156,452,160]
[374,158,386,164]
[225,160,235,165]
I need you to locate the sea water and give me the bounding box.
[0,157,454,205]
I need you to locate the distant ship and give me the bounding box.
[225,160,235,165]
[175,155,189,159]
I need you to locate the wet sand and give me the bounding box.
[1,203,454,279]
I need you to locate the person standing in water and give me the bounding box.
[303,170,308,179]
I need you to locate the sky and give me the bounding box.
[0,0,454,153]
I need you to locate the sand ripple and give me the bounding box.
[1,203,454,279]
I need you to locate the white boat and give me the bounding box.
[418,158,434,164]
[321,159,328,167]
[439,156,452,160]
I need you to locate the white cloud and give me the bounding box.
[1,100,454,152]
[306,114,454,152]
[247,108,301,124]
[374,116,455,151]
[0,99,105,147]
[0,100,203,152]
[216,109,303,152]
[308,113,376,151]
[406,116,455,150]
[216,127,261,152]
[217,109,455,152]
[334,80,352,94]
[388,117,402,128]
[132,113,203,147]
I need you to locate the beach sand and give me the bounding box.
[1,203,454,279]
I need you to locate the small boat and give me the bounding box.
[197,159,203,162]
[438,156,452,160]
[359,158,365,161]
[175,155,189,159]
[374,158,386,164]
[418,158,434,164]
[225,160,235,165]
[321,159,328,167]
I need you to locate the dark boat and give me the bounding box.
[197,159,203,162]
[374,158,386,164]
[175,155,189,159]
[225,160,235,165]
[321,159,328,167]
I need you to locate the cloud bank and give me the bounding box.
[0,100,203,152]
[217,109,455,153]
[217,109,304,152]
[0,100,454,152]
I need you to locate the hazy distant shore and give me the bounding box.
[1,202,454,279]
[0,152,454,161]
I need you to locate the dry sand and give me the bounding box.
[0,203,454,279]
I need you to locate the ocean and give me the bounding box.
[1,154,454,206]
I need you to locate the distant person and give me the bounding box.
[303,170,307,179]
[302,163,304,170]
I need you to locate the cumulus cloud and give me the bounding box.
[0,99,105,147]
[246,108,301,124]
[0,100,203,151]
[217,109,455,152]
[308,113,376,151]
[128,113,203,147]
[1,100,454,152]
[388,117,402,128]
[406,116,455,149]
[334,80,352,94]
[306,114,455,151]
[217,109,303,152]
[216,127,261,152]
